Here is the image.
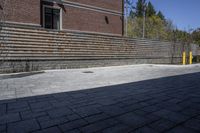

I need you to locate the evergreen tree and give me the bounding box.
[157,11,165,20]
[146,2,156,17]
[129,10,136,18]
[135,0,146,17]
[127,0,196,43]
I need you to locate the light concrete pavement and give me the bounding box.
[0,64,200,100]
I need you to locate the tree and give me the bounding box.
[164,19,176,41]
[124,0,134,36]
[146,2,156,17]
[145,15,167,40]
[135,0,146,17]
[191,28,200,45]
[127,16,143,38]
[129,10,136,19]
[127,0,196,44]
[157,11,165,20]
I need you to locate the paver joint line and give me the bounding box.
[0,65,200,133]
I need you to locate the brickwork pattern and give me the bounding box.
[62,6,123,35]
[3,0,41,25]
[66,0,123,12]
[2,0,123,35]
[0,72,200,133]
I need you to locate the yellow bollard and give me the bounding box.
[189,51,193,65]
[183,52,186,65]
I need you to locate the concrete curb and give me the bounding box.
[0,71,45,80]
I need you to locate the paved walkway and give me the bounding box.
[1,64,200,100]
[0,64,200,133]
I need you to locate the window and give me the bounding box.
[44,6,61,30]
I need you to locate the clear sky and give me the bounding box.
[139,0,200,31]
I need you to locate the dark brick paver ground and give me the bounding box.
[0,72,200,133]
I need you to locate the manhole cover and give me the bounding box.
[82,71,94,74]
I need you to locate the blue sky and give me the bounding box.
[132,0,200,31]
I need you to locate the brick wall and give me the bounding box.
[1,0,123,35]
[2,0,41,25]
[66,0,123,12]
[62,6,123,35]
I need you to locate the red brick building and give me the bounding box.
[2,0,124,35]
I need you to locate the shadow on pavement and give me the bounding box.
[0,72,200,133]
[0,71,45,80]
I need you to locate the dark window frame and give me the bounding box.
[43,6,62,30]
